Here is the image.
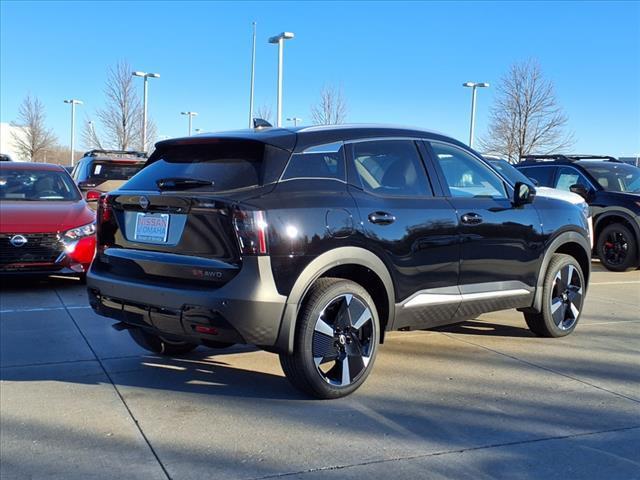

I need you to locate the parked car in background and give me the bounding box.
[0,162,96,280]
[516,155,640,271]
[485,156,593,248]
[87,125,591,399]
[72,150,147,205]
[0,154,14,162]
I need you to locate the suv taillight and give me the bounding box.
[233,209,268,255]
[96,194,114,252]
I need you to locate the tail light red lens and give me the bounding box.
[86,190,101,202]
[98,194,112,223]
[233,209,268,255]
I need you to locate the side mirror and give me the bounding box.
[569,183,590,200]
[528,177,540,187]
[85,190,101,202]
[514,182,535,206]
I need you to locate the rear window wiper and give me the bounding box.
[156,177,214,190]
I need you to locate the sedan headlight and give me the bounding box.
[63,221,96,241]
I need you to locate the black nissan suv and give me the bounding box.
[517,155,640,272]
[87,126,591,399]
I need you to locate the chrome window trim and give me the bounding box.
[302,141,344,154]
[277,177,347,184]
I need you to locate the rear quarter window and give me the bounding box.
[281,145,345,181]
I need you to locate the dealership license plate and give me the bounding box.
[134,213,170,243]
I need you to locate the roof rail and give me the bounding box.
[82,149,147,158]
[519,154,620,163]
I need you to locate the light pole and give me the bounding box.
[133,71,160,152]
[181,111,198,136]
[268,31,294,127]
[249,21,257,128]
[63,99,83,166]
[462,82,489,148]
[286,117,302,126]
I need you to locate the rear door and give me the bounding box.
[426,141,543,319]
[346,139,460,329]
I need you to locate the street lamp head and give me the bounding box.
[181,111,198,116]
[269,31,295,43]
[132,71,146,77]
[64,99,83,105]
[147,73,160,78]
[463,82,490,88]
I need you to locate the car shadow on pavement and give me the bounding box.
[433,320,536,338]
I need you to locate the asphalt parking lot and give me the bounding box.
[1,263,639,480]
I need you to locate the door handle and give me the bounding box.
[460,212,483,225]
[368,211,396,225]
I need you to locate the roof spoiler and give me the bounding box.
[83,149,147,158]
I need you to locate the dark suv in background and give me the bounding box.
[517,155,640,271]
[72,150,147,204]
[87,126,591,399]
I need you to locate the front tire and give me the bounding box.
[597,223,637,272]
[279,278,380,399]
[524,254,585,337]
[128,328,198,355]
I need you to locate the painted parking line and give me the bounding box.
[0,305,92,314]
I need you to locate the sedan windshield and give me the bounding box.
[0,168,81,201]
[580,162,640,193]
[488,159,534,187]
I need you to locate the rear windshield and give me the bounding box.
[122,141,289,192]
[0,168,81,201]
[89,161,145,181]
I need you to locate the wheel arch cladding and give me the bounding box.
[274,246,395,354]
[528,231,591,314]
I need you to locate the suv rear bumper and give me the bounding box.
[87,256,287,347]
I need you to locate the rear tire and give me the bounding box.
[128,328,198,355]
[524,254,585,338]
[279,278,380,399]
[597,223,637,272]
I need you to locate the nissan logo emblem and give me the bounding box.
[139,196,149,209]
[9,235,28,247]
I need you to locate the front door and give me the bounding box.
[426,141,543,319]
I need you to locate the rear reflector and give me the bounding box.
[194,325,218,335]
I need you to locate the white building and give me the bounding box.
[0,122,27,161]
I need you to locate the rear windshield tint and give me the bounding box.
[121,141,289,192]
[90,161,145,181]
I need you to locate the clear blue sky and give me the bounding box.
[1,1,639,155]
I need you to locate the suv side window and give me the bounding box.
[352,140,432,197]
[281,144,345,182]
[518,166,555,187]
[554,167,591,191]
[431,143,507,199]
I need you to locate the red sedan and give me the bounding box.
[0,162,96,279]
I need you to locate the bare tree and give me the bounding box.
[95,60,142,150]
[81,118,104,150]
[311,85,347,125]
[255,104,273,123]
[480,59,574,163]
[10,95,58,161]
